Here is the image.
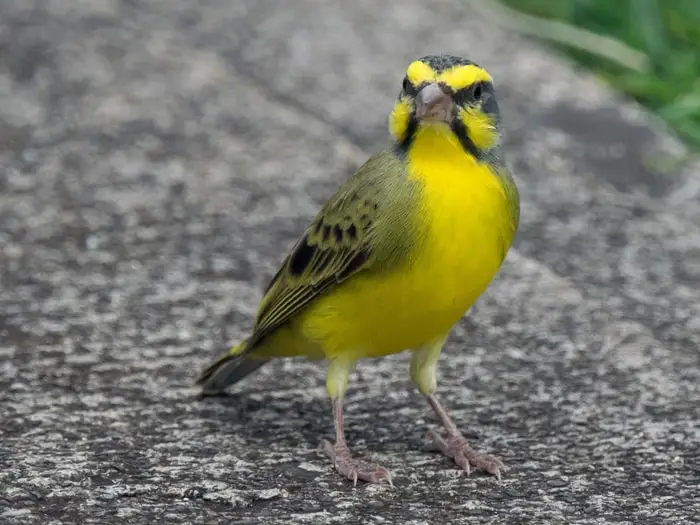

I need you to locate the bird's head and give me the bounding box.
[389,54,502,158]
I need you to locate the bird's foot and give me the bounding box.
[320,440,393,487]
[428,430,507,480]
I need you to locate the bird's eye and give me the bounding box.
[472,83,483,100]
[402,77,412,93]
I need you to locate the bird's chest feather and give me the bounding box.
[406,144,511,315]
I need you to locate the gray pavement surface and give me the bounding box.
[1,1,699,524]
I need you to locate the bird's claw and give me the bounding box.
[321,439,394,487]
[428,430,507,480]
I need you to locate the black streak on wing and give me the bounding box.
[244,155,390,351]
[250,217,374,347]
[289,241,315,277]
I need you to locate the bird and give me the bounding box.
[195,54,520,486]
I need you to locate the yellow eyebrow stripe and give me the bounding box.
[438,65,492,90]
[406,61,436,85]
[405,61,492,90]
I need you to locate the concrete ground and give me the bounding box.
[1,1,699,524]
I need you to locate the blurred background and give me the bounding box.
[500,0,700,151]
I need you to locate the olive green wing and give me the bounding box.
[248,178,383,346]
[492,162,520,263]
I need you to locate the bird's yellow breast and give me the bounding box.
[297,128,514,359]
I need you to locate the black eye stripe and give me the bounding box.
[481,93,499,117]
[452,81,492,104]
[402,77,417,95]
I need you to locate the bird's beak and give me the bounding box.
[415,83,453,123]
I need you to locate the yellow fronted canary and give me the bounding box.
[196,54,520,486]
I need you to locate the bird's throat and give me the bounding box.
[407,124,480,173]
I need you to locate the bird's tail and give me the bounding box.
[194,339,269,395]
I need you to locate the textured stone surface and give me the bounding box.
[1,1,699,524]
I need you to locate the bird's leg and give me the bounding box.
[424,392,506,479]
[320,398,393,486]
[320,357,393,486]
[411,339,506,480]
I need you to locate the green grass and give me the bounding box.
[499,0,700,150]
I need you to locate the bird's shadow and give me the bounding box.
[195,389,331,447]
[200,387,445,459]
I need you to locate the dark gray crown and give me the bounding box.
[417,54,477,72]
